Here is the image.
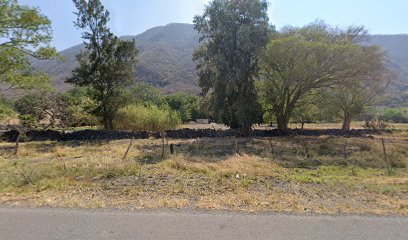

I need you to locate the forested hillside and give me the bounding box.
[30,24,408,98]
[30,23,200,93]
[369,35,408,106]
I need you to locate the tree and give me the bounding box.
[0,97,16,123]
[291,100,321,130]
[14,93,49,124]
[382,108,408,123]
[67,0,138,129]
[63,87,98,127]
[0,0,57,92]
[258,21,367,132]
[165,92,202,122]
[15,92,75,128]
[125,83,166,107]
[193,0,270,131]
[322,46,392,130]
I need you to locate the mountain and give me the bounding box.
[31,24,408,100]
[369,35,408,86]
[30,23,200,93]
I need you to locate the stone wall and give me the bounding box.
[0,128,385,142]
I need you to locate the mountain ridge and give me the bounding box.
[30,23,200,93]
[30,23,408,97]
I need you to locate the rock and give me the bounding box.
[75,176,84,181]
[235,174,240,179]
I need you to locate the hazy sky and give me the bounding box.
[20,0,408,51]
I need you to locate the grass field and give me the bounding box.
[0,128,407,215]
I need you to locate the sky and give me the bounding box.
[20,0,408,51]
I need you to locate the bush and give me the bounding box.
[165,92,205,122]
[382,108,408,123]
[63,87,98,127]
[14,93,49,123]
[114,104,181,132]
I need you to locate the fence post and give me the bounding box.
[269,138,275,157]
[122,137,134,160]
[343,138,348,161]
[381,138,389,167]
[161,132,166,159]
[302,136,310,159]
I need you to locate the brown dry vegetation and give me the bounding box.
[0,130,407,215]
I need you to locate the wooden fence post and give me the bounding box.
[269,138,275,157]
[122,138,134,160]
[381,138,389,167]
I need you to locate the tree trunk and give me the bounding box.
[102,116,114,130]
[342,114,353,131]
[103,118,109,130]
[109,118,114,130]
[277,116,290,133]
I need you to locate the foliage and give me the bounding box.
[125,83,166,107]
[0,97,16,123]
[14,88,99,128]
[258,21,372,132]
[382,108,408,123]
[165,92,202,122]
[322,46,392,130]
[114,104,181,132]
[14,92,73,128]
[0,0,57,92]
[67,0,138,129]
[291,101,321,129]
[62,87,98,127]
[193,0,270,130]
[14,93,49,124]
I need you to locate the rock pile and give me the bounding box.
[0,128,385,142]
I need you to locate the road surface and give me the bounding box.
[0,207,407,240]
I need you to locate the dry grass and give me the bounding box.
[0,130,407,215]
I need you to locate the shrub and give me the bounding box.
[63,87,99,127]
[165,92,204,122]
[382,108,408,123]
[114,104,181,132]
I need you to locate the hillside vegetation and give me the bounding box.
[30,23,200,93]
[30,24,408,97]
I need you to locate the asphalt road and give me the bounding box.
[0,208,407,240]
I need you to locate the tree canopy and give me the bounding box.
[258,21,375,132]
[322,46,392,130]
[0,0,57,92]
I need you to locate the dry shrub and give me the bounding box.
[114,104,181,132]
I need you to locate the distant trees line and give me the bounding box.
[0,0,405,132]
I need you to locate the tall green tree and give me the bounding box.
[0,0,57,92]
[193,0,270,131]
[67,0,138,129]
[258,22,367,132]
